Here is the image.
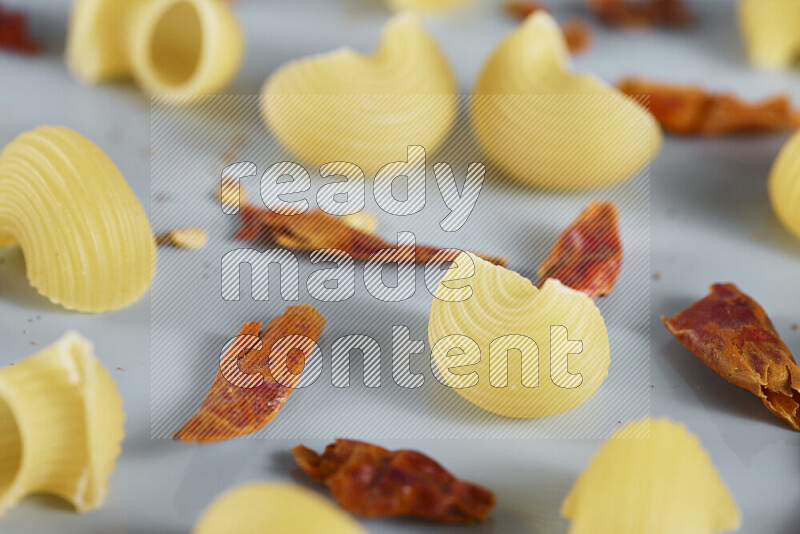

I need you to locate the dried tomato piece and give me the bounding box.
[538,201,622,298]
[292,439,496,523]
[588,0,691,30]
[174,305,325,443]
[236,204,507,267]
[619,77,800,135]
[663,284,800,431]
[0,4,40,55]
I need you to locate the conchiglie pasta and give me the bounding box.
[193,483,366,534]
[66,0,244,96]
[387,0,474,13]
[261,14,457,175]
[428,252,610,418]
[738,0,800,70]
[471,12,662,190]
[0,332,124,517]
[768,129,800,240]
[0,126,155,312]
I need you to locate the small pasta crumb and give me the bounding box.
[158,228,208,250]
[341,211,378,234]
[216,178,248,209]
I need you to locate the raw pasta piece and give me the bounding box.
[561,419,740,534]
[157,227,208,249]
[663,283,800,430]
[292,439,495,523]
[66,0,243,96]
[428,252,610,418]
[193,482,366,534]
[388,0,474,12]
[504,4,594,55]
[0,126,155,312]
[236,204,508,266]
[0,332,124,517]
[538,201,622,298]
[216,177,248,210]
[471,12,662,190]
[739,0,800,70]
[174,305,326,443]
[619,77,800,135]
[261,15,457,175]
[341,211,378,234]
[588,0,691,30]
[768,130,800,240]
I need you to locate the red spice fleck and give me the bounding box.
[0,4,41,55]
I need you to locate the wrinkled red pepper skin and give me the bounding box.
[663,283,800,430]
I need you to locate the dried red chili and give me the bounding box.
[619,77,800,135]
[538,201,622,298]
[174,305,326,443]
[292,439,496,523]
[0,4,40,55]
[237,204,508,267]
[663,284,800,431]
[588,0,691,30]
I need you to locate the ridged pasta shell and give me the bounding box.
[261,14,457,175]
[193,483,366,534]
[738,0,800,70]
[0,332,125,517]
[428,252,610,418]
[561,419,741,534]
[768,130,800,240]
[66,0,243,95]
[0,126,155,312]
[471,12,662,190]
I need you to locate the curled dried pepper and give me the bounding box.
[292,439,496,523]
[174,305,325,443]
[588,0,691,30]
[663,284,800,431]
[538,201,622,298]
[619,78,800,136]
[237,204,507,267]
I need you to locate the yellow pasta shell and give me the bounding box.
[738,0,800,70]
[561,418,741,534]
[388,0,475,13]
[193,483,366,534]
[0,332,125,517]
[428,252,610,418]
[471,12,662,191]
[66,0,244,96]
[0,126,155,312]
[769,130,800,240]
[261,14,457,175]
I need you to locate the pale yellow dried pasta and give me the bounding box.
[562,419,740,534]
[261,14,457,175]
[428,252,610,418]
[739,0,800,70]
[342,211,378,234]
[66,0,244,96]
[471,12,662,190]
[0,332,125,517]
[388,0,475,13]
[769,129,800,240]
[0,126,155,312]
[193,483,366,534]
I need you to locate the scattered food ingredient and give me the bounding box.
[0,4,41,55]
[588,0,691,30]
[768,130,800,241]
[341,211,378,234]
[738,0,800,70]
[504,2,594,54]
[157,228,208,250]
[216,178,249,210]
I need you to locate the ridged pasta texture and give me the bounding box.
[66,0,243,96]
[561,419,741,534]
[428,252,610,418]
[261,14,457,175]
[388,0,475,13]
[0,126,155,312]
[193,483,367,534]
[471,12,663,191]
[739,0,800,70]
[769,130,800,241]
[0,332,125,517]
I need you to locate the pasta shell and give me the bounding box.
[261,14,457,175]
[769,129,800,240]
[471,12,662,190]
[739,0,800,70]
[0,332,125,517]
[0,126,155,312]
[561,419,741,534]
[387,0,475,13]
[428,252,610,418]
[193,483,366,534]
[66,0,244,95]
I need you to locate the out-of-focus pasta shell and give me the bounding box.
[388,0,475,13]
[0,126,155,312]
[739,0,800,70]
[769,130,800,240]
[261,14,457,175]
[471,12,662,191]
[0,332,125,517]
